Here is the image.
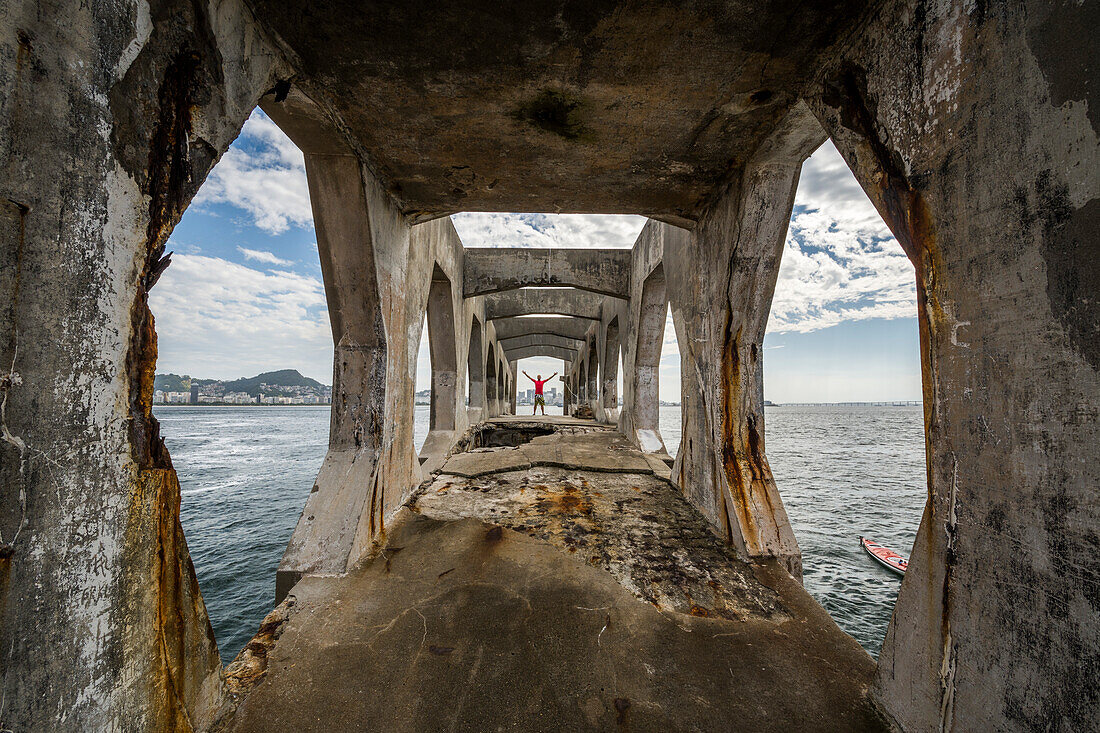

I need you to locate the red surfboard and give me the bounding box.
[860,536,908,575]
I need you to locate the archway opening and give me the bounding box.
[485,351,499,416]
[632,263,668,453]
[764,138,924,657]
[586,338,599,414]
[149,108,330,663]
[466,316,485,417]
[516,358,564,416]
[413,313,431,452]
[659,303,683,457]
[426,265,458,433]
[412,264,458,458]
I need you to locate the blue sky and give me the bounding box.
[152,110,922,403]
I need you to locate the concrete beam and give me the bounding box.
[504,346,577,362]
[498,334,584,353]
[463,248,631,298]
[483,288,619,321]
[491,316,593,342]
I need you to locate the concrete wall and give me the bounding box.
[464,248,632,297]
[806,2,1100,729]
[483,288,610,321]
[0,1,289,729]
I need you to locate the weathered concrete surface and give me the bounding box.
[498,333,583,353]
[483,287,615,321]
[493,314,594,341]
[248,1,871,222]
[441,419,652,478]
[0,1,288,729]
[464,248,631,297]
[661,104,824,581]
[806,2,1100,729]
[221,422,885,732]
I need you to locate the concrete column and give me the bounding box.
[808,3,1100,728]
[663,154,805,580]
[586,339,600,414]
[602,317,622,423]
[485,351,499,416]
[0,1,285,728]
[578,358,587,405]
[465,316,485,424]
[658,104,823,580]
[508,360,518,413]
[277,153,399,601]
[620,262,668,453]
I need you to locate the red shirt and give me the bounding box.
[533,379,547,395]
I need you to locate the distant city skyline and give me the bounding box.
[155,110,921,404]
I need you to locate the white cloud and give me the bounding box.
[193,111,313,234]
[164,122,913,397]
[767,141,916,334]
[149,254,332,382]
[450,212,646,249]
[237,246,294,266]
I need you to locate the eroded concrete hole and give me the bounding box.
[462,423,555,449]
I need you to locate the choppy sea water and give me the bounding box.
[158,404,923,663]
[661,404,926,656]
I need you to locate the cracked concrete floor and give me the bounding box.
[222,425,885,732]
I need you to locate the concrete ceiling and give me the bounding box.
[253,0,866,223]
[492,316,593,341]
[483,288,612,321]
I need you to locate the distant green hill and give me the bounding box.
[153,369,327,398]
[153,373,190,392]
[223,369,323,396]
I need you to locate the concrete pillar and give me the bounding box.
[277,153,401,601]
[663,153,805,579]
[426,267,458,432]
[578,358,587,405]
[465,316,485,424]
[586,338,600,414]
[485,351,499,417]
[281,168,468,598]
[620,262,668,453]
[508,360,518,414]
[0,1,285,728]
[562,360,571,415]
[808,3,1100,728]
[602,317,622,423]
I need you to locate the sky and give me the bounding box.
[152,109,922,404]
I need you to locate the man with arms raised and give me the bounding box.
[522,370,557,416]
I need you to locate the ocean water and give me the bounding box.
[661,404,926,656]
[158,403,924,663]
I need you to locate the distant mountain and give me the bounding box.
[154,369,328,396]
[154,373,191,392]
[222,369,324,397]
